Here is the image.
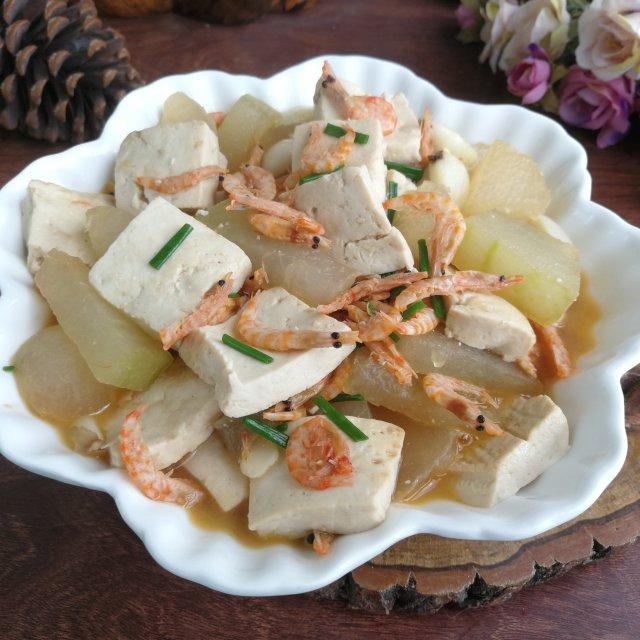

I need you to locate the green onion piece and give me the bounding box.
[417,238,429,273]
[402,300,426,321]
[389,332,400,343]
[366,300,377,316]
[384,161,423,182]
[417,240,447,320]
[243,417,289,448]
[149,223,193,270]
[228,292,242,299]
[386,180,398,224]
[389,285,405,298]
[3,365,15,372]
[299,165,344,185]
[323,123,369,144]
[221,334,274,364]
[313,396,369,441]
[332,392,365,403]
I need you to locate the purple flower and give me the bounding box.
[558,65,636,148]
[507,44,551,105]
[455,4,477,30]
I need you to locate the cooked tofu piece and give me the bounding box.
[105,361,219,469]
[183,434,248,511]
[291,118,387,201]
[22,180,114,273]
[89,198,251,334]
[115,121,226,213]
[451,395,569,507]
[383,92,421,165]
[313,76,364,120]
[248,416,404,538]
[294,166,413,275]
[179,287,355,417]
[445,292,536,362]
[386,169,416,196]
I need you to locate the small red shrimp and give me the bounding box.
[346,302,401,342]
[384,191,466,278]
[119,407,203,507]
[419,106,434,167]
[312,530,335,556]
[316,271,431,314]
[241,267,268,297]
[366,337,416,385]
[394,271,523,311]
[396,305,439,336]
[236,293,358,351]
[533,322,572,379]
[159,273,233,349]
[320,61,397,135]
[285,416,354,490]
[422,373,504,436]
[301,122,355,174]
[248,214,331,249]
[262,408,308,422]
[135,165,226,195]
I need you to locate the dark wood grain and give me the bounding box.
[1,0,639,637]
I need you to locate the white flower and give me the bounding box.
[576,0,640,80]
[480,0,570,72]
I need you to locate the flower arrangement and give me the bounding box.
[456,0,640,148]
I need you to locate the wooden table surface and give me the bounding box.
[1,1,639,638]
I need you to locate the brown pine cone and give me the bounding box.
[0,0,143,143]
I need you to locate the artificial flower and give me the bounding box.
[558,65,636,147]
[507,44,553,104]
[576,0,640,81]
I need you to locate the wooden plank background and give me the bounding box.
[1,1,639,637]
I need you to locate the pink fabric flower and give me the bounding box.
[507,44,552,104]
[559,65,636,148]
[456,4,477,30]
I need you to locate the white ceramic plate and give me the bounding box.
[1,55,640,597]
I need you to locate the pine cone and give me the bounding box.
[0,0,143,143]
[174,0,314,24]
[94,0,173,18]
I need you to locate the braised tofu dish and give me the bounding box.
[12,62,599,555]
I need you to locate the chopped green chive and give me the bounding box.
[228,292,242,299]
[384,161,423,182]
[243,417,289,448]
[149,223,193,270]
[417,240,447,320]
[418,238,429,273]
[299,165,344,185]
[221,334,274,364]
[386,180,398,224]
[401,300,426,321]
[366,300,377,316]
[389,285,405,298]
[389,332,400,343]
[313,396,368,441]
[3,365,15,372]
[332,392,365,403]
[323,123,369,144]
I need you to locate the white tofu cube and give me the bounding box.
[383,93,421,165]
[248,416,404,538]
[183,434,248,512]
[115,121,227,213]
[104,361,219,469]
[294,166,413,275]
[451,395,569,507]
[291,118,387,201]
[89,198,252,333]
[22,180,114,273]
[445,292,536,362]
[179,287,355,417]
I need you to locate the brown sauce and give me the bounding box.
[20,275,601,543]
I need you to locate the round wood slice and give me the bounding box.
[313,367,640,613]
